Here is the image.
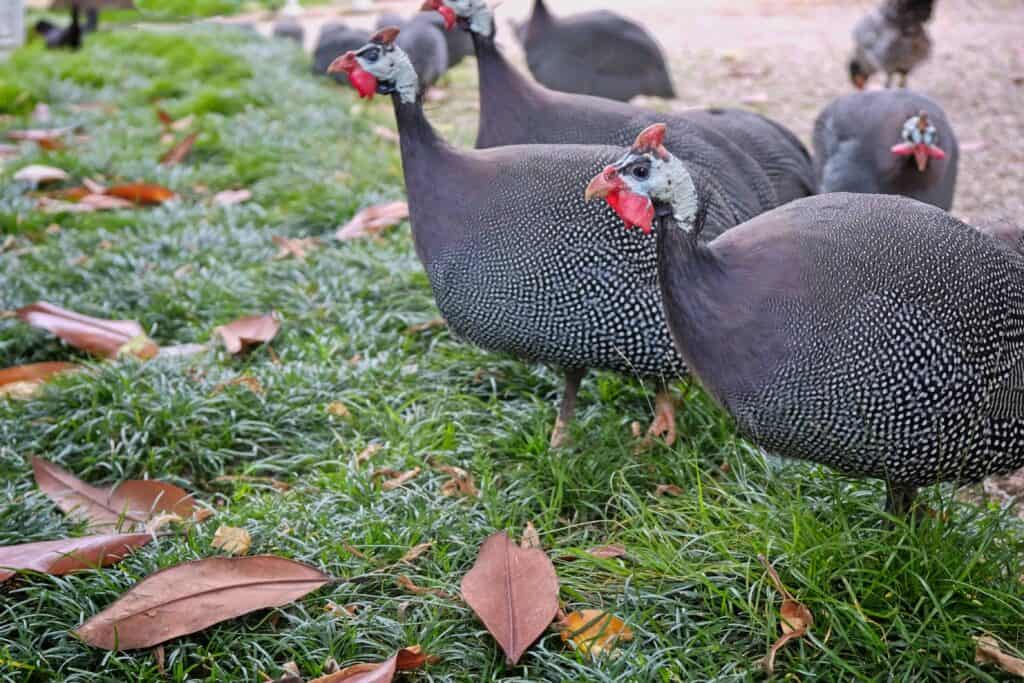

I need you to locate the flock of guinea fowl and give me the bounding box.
[321,0,1021,517]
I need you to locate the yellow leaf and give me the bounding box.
[327,402,350,418]
[559,610,633,658]
[211,526,252,555]
[520,521,541,550]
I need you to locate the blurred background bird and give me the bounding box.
[849,0,935,89]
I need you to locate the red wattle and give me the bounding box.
[605,189,655,234]
[438,5,457,30]
[347,66,378,99]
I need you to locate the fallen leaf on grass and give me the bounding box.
[355,443,382,466]
[74,555,331,650]
[159,132,198,166]
[975,634,1024,676]
[0,361,79,399]
[375,467,421,491]
[16,302,158,359]
[520,521,541,550]
[327,402,351,418]
[33,457,210,532]
[404,318,445,335]
[212,526,252,555]
[14,164,68,185]
[213,188,252,206]
[309,645,435,683]
[211,375,264,395]
[461,531,559,664]
[558,609,633,658]
[400,542,432,564]
[757,554,813,674]
[105,183,176,205]
[272,236,321,261]
[7,127,70,150]
[396,574,452,599]
[586,544,627,560]
[335,201,408,241]
[436,464,478,498]
[654,484,683,497]
[0,533,151,582]
[214,312,280,355]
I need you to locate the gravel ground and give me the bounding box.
[245,0,1023,225]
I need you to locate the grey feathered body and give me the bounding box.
[397,101,686,380]
[658,193,1024,487]
[852,6,932,81]
[520,1,674,101]
[813,90,958,209]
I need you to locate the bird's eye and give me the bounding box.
[362,47,380,63]
[632,165,649,180]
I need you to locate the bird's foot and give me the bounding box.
[637,390,677,450]
[550,417,571,449]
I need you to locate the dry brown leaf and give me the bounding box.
[372,125,400,143]
[324,600,360,618]
[156,109,174,128]
[436,464,478,498]
[975,634,1024,676]
[212,526,252,555]
[211,475,290,491]
[378,467,421,491]
[213,188,252,206]
[404,318,446,335]
[33,457,209,532]
[16,302,158,360]
[0,533,151,582]
[586,544,627,560]
[7,127,69,149]
[0,361,79,399]
[396,574,451,599]
[272,236,321,261]
[335,201,408,241]
[558,609,634,658]
[461,531,559,664]
[520,521,541,550]
[214,312,280,355]
[106,183,176,205]
[400,542,432,564]
[144,512,184,536]
[355,443,382,466]
[15,164,69,185]
[758,554,813,674]
[327,402,351,418]
[654,484,683,497]
[74,555,331,650]
[212,375,264,395]
[160,132,198,166]
[307,645,433,683]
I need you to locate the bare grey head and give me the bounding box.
[327,28,419,104]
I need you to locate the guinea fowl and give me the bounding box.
[422,0,815,206]
[371,12,451,91]
[586,123,1024,514]
[849,0,935,89]
[328,29,693,447]
[378,10,473,69]
[35,4,84,50]
[512,0,674,101]
[813,89,957,209]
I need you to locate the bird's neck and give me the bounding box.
[471,32,546,148]
[531,0,553,28]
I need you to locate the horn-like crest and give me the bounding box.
[371,26,401,46]
[631,123,669,160]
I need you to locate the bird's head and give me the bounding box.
[421,0,494,37]
[891,111,945,172]
[848,58,869,90]
[585,124,701,236]
[327,28,419,103]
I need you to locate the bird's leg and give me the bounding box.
[549,368,586,449]
[643,385,678,447]
[884,482,918,516]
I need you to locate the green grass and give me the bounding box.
[2,25,1024,683]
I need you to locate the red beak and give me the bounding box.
[328,51,378,99]
[891,142,945,172]
[421,0,456,30]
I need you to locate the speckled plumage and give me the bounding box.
[653,191,1024,493]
